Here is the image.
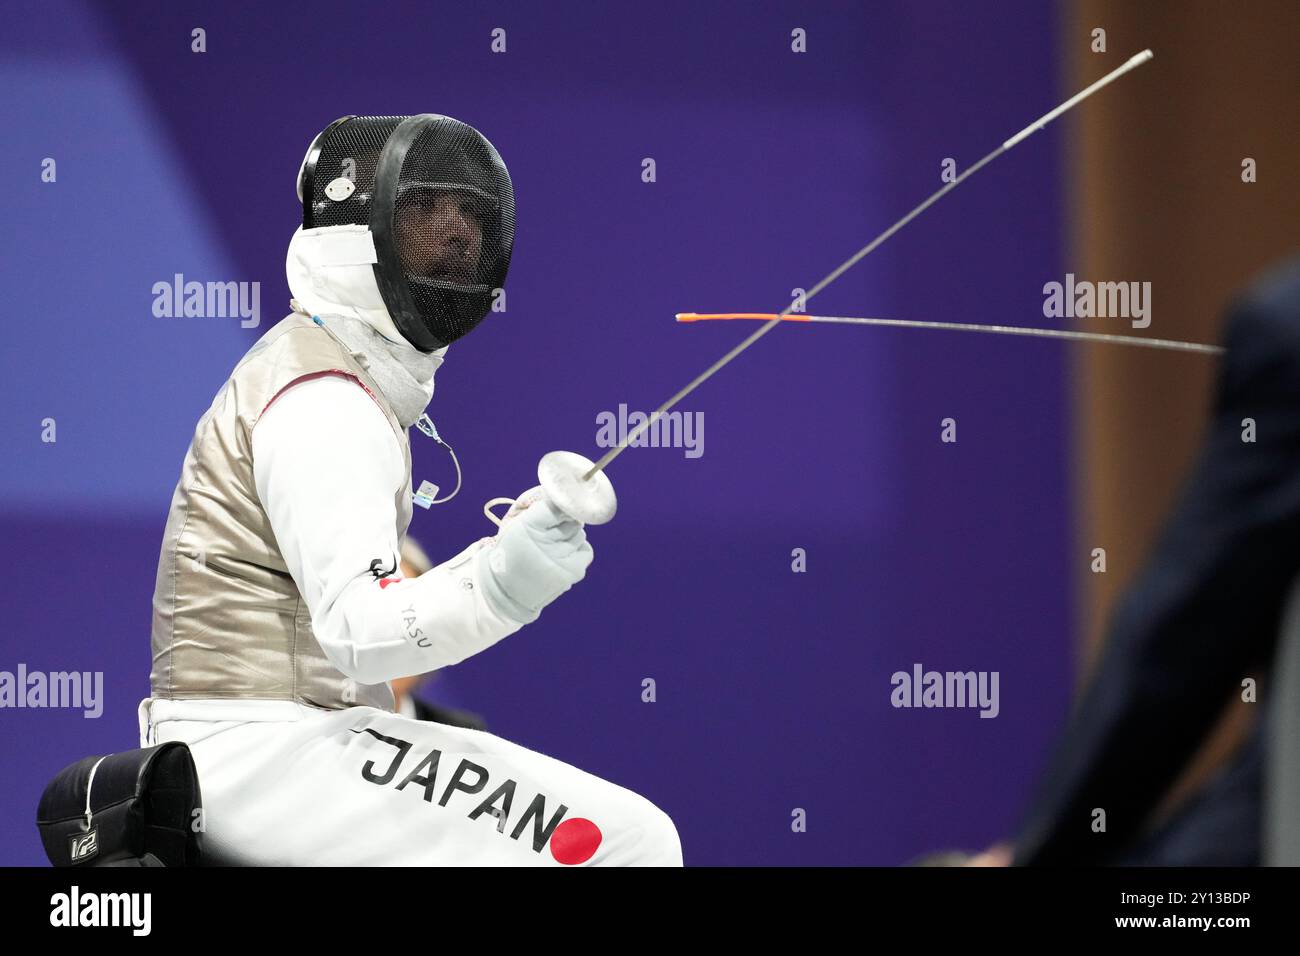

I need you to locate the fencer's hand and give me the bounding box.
[476,487,594,624]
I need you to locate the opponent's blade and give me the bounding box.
[675,312,1222,355]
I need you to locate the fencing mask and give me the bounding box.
[296,115,514,352]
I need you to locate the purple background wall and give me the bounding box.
[2,0,1072,865]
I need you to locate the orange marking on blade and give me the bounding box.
[675,312,812,322]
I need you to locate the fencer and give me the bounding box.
[138,114,682,866]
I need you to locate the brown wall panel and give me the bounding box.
[1067,0,1300,667]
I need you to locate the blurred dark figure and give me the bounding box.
[1014,256,1300,866]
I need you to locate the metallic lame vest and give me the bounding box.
[150,313,411,710]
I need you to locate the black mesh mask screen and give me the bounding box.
[301,114,514,352]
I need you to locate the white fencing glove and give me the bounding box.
[476,486,594,625]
